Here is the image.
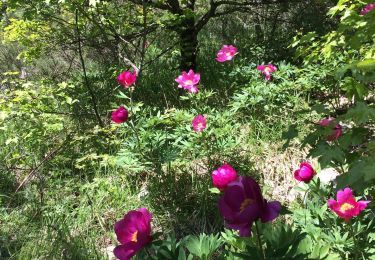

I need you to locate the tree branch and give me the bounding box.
[127,0,172,11]
[75,8,104,127]
[6,134,71,208]
[195,0,218,32]
[196,0,288,33]
[166,0,182,13]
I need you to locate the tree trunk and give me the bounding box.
[178,17,198,71]
[254,15,264,43]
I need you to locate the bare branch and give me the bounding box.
[196,0,288,33]
[127,0,172,11]
[214,0,286,6]
[75,8,104,127]
[6,135,70,208]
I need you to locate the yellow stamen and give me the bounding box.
[340,203,354,213]
[185,80,193,85]
[264,67,271,72]
[131,231,138,242]
[240,198,254,212]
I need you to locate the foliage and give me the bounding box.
[1,0,375,259]
[291,0,375,191]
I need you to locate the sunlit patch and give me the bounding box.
[240,198,254,212]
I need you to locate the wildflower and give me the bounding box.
[294,162,315,183]
[257,64,277,81]
[360,2,375,15]
[112,106,129,124]
[114,208,152,260]
[216,45,238,62]
[117,71,137,88]
[319,118,343,141]
[212,164,238,191]
[192,115,206,132]
[328,188,370,222]
[218,176,281,236]
[175,69,200,93]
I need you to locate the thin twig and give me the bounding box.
[6,137,70,208]
[75,8,104,127]
[139,0,148,75]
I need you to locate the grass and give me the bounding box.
[0,36,316,259]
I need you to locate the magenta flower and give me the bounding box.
[212,164,238,191]
[216,45,238,62]
[117,71,137,88]
[319,118,343,141]
[112,106,129,124]
[192,115,206,132]
[175,69,200,93]
[114,208,152,260]
[257,64,277,81]
[328,188,370,222]
[360,2,375,15]
[294,162,315,183]
[218,176,281,237]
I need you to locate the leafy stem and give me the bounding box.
[348,221,359,260]
[255,221,265,260]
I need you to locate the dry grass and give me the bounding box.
[252,141,309,205]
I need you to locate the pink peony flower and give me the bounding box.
[216,45,238,62]
[219,176,281,237]
[360,2,375,15]
[112,106,129,124]
[294,162,315,183]
[257,64,277,81]
[192,115,206,132]
[328,188,370,222]
[212,164,238,191]
[114,208,152,260]
[117,71,137,88]
[319,118,343,141]
[175,69,200,93]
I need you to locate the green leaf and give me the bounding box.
[341,77,368,101]
[344,102,375,125]
[356,59,375,72]
[184,234,222,259]
[208,187,221,194]
[336,159,375,191]
[280,205,293,215]
[178,247,186,260]
[282,124,299,150]
[310,143,345,167]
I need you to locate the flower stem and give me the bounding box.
[255,221,265,260]
[128,88,144,157]
[349,223,359,260]
[145,247,153,259]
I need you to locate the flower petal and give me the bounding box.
[223,184,246,211]
[357,200,370,211]
[218,196,236,221]
[260,201,281,223]
[226,222,252,237]
[337,188,353,203]
[113,242,140,260]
